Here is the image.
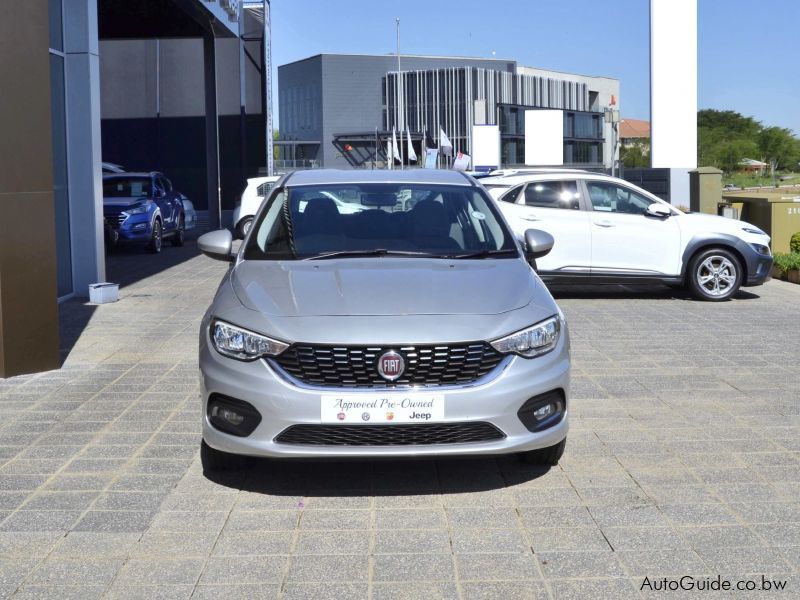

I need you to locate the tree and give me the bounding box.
[697,109,800,172]
[759,126,800,170]
[620,143,650,168]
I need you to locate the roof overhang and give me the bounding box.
[98,0,240,39]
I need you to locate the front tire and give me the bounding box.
[200,440,247,473]
[687,248,742,301]
[236,216,254,240]
[171,215,185,247]
[147,219,162,254]
[518,438,566,466]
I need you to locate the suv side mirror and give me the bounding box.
[645,203,672,218]
[524,228,554,262]
[198,229,234,262]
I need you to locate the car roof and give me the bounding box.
[285,169,473,187]
[480,171,623,187]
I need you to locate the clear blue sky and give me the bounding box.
[269,0,799,134]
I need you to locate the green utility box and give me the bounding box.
[690,167,723,214]
[721,190,800,253]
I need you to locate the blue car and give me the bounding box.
[103,172,186,252]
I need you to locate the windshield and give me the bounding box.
[244,183,518,260]
[103,177,152,198]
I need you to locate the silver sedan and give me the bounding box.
[197,169,570,470]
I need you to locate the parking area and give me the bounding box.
[0,242,797,599]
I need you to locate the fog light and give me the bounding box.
[517,390,566,432]
[207,395,261,437]
[212,405,244,426]
[132,223,147,231]
[533,404,554,420]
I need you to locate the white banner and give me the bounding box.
[424,148,439,169]
[452,151,471,171]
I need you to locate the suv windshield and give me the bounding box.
[244,183,518,260]
[103,177,152,198]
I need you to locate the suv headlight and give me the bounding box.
[211,320,289,361]
[125,202,150,215]
[490,315,561,358]
[742,226,766,236]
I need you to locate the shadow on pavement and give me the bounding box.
[204,456,551,496]
[58,300,97,365]
[549,283,761,301]
[106,232,203,288]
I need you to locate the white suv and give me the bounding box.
[482,173,773,301]
[232,176,282,238]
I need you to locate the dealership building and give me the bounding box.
[0,0,270,377]
[278,53,619,171]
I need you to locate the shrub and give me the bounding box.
[790,232,800,254]
[773,252,800,277]
[676,205,690,213]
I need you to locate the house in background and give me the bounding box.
[738,158,769,175]
[619,118,650,167]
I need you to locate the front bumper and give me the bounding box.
[199,326,570,458]
[737,239,773,286]
[105,213,152,243]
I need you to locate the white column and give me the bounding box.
[64,0,105,295]
[650,0,697,169]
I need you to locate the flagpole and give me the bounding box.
[396,17,404,169]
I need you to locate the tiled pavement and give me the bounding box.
[0,240,798,598]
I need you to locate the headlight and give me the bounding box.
[742,226,766,236]
[490,315,561,358]
[211,320,289,361]
[125,202,150,215]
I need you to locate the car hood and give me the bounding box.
[231,258,540,317]
[678,212,769,239]
[103,196,149,208]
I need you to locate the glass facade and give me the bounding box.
[498,104,604,167]
[49,0,72,297]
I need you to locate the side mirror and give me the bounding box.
[645,203,672,218]
[524,228,554,261]
[198,229,234,262]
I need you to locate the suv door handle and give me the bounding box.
[521,215,540,221]
[594,219,615,227]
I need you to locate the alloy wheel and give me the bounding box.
[696,255,736,297]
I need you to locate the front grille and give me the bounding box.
[105,213,127,229]
[271,343,505,388]
[275,422,506,446]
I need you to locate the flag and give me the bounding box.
[439,128,453,156]
[386,130,394,168]
[391,128,401,164]
[406,127,417,162]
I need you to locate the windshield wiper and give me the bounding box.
[446,248,519,259]
[305,249,449,261]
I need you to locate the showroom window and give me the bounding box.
[523,181,580,210]
[586,181,654,215]
[49,0,73,298]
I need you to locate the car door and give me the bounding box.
[583,180,681,276]
[155,176,177,230]
[496,180,592,273]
